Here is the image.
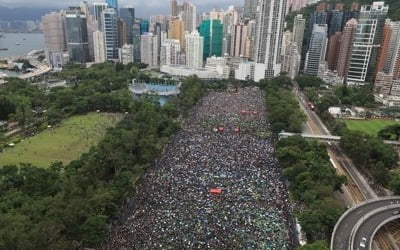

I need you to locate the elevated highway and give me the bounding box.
[331,197,400,250]
[278,132,400,146]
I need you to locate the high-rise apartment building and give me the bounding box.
[244,0,258,19]
[337,18,358,79]
[200,19,223,59]
[117,19,127,48]
[119,8,135,44]
[93,30,106,63]
[65,7,89,63]
[170,0,178,17]
[342,2,360,29]
[253,0,287,80]
[327,32,342,71]
[282,42,301,79]
[375,21,394,76]
[160,39,181,65]
[293,14,306,54]
[132,21,141,62]
[185,31,204,68]
[119,44,134,65]
[102,8,119,60]
[41,11,67,68]
[168,18,184,48]
[230,23,248,58]
[180,2,197,32]
[140,33,159,68]
[304,24,328,76]
[93,2,108,30]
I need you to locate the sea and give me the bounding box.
[0,33,45,59]
[0,33,44,76]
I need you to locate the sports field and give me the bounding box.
[343,119,400,137]
[0,113,123,168]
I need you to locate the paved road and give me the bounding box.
[331,197,400,250]
[352,205,400,250]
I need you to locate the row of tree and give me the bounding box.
[340,130,400,191]
[0,61,206,248]
[262,75,306,133]
[276,136,345,248]
[262,75,344,249]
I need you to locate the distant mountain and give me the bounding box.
[0,6,56,21]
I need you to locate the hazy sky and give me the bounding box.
[1,0,244,17]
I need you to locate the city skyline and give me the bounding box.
[0,0,243,17]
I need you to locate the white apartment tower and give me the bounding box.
[140,33,159,68]
[185,31,204,68]
[160,39,181,65]
[253,0,287,81]
[93,30,106,63]
[293,14,306,54]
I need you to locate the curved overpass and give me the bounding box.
[331,197,400,250]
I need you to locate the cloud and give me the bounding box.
[0,0,244,17]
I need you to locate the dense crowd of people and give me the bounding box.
[102,87,294,249]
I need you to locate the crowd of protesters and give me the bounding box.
[102,87,294,249]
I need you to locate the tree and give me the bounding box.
[390,171,400,195]
[298,240,329,250]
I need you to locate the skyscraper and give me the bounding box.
[360,2,389,78]
[140,33,159,68]
[337,18,358,79]
[243,0,258,19]
[327,32,342,71]
[199,19,223,59]
[328,5,344,37]
[180,2,197,32]
[41,11,67,68]
[102,8,119,60]
[93,2,108,25]
[282,42,301,79]
[132,21,141,62]
[119,44,134,65]
[185,31,204,68]
[160,39,181,65]
[168,18,184,48]
[170,0,178,17]
[230,23,248,58]
[93,30,106,63]
[375,21,393,76]
[117,19,127,48]
[65,7,89,63]
[304,24,328,76]
[347,4,380,83]
[253,0,287,80]
[106,0,118,11]
[119,8,135,44]
[140,19,149,34]
[342,2,360,29]
[309,3,328,30]
[293,14,306,54]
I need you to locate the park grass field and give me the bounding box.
[343,119,400,137]
[0,113,123,168]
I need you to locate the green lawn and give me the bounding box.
[0,113,123,168]
[343,119,400,137]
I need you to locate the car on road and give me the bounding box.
[360,237,367,248]
[393,210,400,215]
